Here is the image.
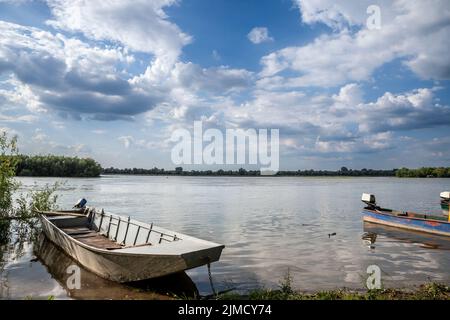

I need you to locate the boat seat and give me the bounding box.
[72,233,98,239]
[62,227,94,236]
[75,233,123,250]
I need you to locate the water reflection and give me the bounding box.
[1,222,199,299]
[34,236,199,299]
[361,231,377,249]
[363,222,450,250]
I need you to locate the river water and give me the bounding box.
[1,176,449,299]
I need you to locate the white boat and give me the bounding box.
[37,207,225,283]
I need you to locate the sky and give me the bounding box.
[0,0,449,170]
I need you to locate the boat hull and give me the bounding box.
[362,209,450,237]
[39,215,224,282]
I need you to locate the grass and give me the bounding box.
[216,279,450,301]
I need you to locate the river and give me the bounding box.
[1,176,449,299]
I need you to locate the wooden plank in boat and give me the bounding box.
[62,227,91,234]
[62,227,90,231]
[76,234,123,250]
[72,233,98,239]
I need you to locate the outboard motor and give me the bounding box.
[73,198,87,209]
[362,193,377,210]
[441,192,449,217]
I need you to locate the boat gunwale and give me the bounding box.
[40,214,178,257]
[39,212,224,258]
[363,215,450,237]
[362,207,450,225]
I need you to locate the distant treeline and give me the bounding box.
[9,156,450,178]
[103,166,450,177]
[395,167,450,178]
[102,166,398,177]
[102,167,263,176]
[14,155,102,177]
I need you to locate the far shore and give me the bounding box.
[216,282,450,300]
[11,155,450,178]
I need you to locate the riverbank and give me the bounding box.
[216,282,450,300]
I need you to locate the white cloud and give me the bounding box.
[0,21,163,120]
[0,114,38,123]
[171,62,254,94]
[1,0,449,168]
[260,0,450,86]
[0,19,255,122]
[293,0,397,30]
[202,82,449,159]
[0,77,45,113]
[332,83,363,106]
[45,0,191,63]
[117,134,165,150]
[32,131,49,143]
[0,126,18,137]
[247,27,274,44]
[356,88,449,133]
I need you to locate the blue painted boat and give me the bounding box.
[361,193,450,237]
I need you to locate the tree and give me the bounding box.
[0,132,19,217]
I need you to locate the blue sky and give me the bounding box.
[0,0,449,170]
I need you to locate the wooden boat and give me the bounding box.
[36,207,225,283]
[361,193,450,237]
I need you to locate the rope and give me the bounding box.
[207,262,217,297]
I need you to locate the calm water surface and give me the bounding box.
[1,176,449,299]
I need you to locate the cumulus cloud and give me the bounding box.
[0,19,255,121]
[260,0,450,86]
[171,62,254,94]
[0,77,44,113]
[32,129,48,143]
[1,0,449,167]
[356,88,450,133]
[206,83,449,159]
[0,21,164,120]
[293,0,396,30]
[0,114,38,123]
[45,0,191,66]
[332,83,363,107]
[247,27,273,44]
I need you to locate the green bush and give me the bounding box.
[396,167,450,178]
[14,155,101,177]
[1,131,61,220]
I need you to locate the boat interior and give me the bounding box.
[366,207,449,222]
[46,209,182,251]
[361,193,449,222]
